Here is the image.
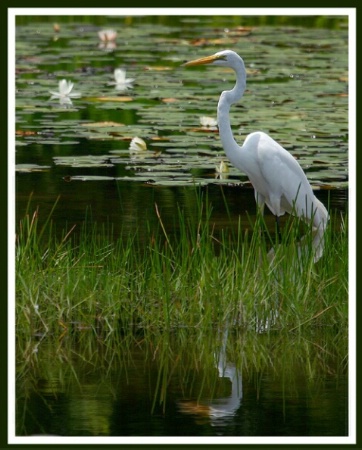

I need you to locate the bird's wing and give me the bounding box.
[244,132,317,219]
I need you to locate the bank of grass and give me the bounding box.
[15,194,348,342]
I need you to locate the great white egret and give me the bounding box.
[183,50,328,261]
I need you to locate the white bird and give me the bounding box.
[184,50,328,261]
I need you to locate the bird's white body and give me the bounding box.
[184,50,328,261]
[225,129,327,226]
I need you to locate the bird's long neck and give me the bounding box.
[217,64,247,166]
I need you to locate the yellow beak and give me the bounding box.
[183,53,223,67]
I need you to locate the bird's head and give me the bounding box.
[183,50,243,69]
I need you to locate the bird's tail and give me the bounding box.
[313,197,329,230]
[311,197,329,262]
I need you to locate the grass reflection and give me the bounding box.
[16,325,347,436]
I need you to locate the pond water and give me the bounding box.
[13,12,350,443]
[16,329,348,440]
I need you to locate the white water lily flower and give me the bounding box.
[200,116,218,129]
[215,160,229,174]
[129,137,147,152]
[49,79,81,103]
[215,160,229,180]
[98,29,117,42]
[110,68,135,91]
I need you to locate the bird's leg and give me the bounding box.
[265,215,282,265]
[275,215,282,244]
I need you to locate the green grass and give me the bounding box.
[15,192,348,340]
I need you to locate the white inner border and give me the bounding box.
[8,7,356,446]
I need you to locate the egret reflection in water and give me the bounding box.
[178,327,243,429]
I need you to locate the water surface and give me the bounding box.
[16,330,348,438]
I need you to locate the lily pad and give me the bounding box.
[16,163,52,172]
[53,155,114,167]
[68,175,115,181]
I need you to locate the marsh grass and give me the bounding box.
[16,192,348,341]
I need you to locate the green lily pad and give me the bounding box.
[53,155,114,167]
[16,163,52,172]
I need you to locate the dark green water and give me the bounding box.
[16,330,348,438]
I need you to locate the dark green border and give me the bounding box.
[3,2,359,449]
